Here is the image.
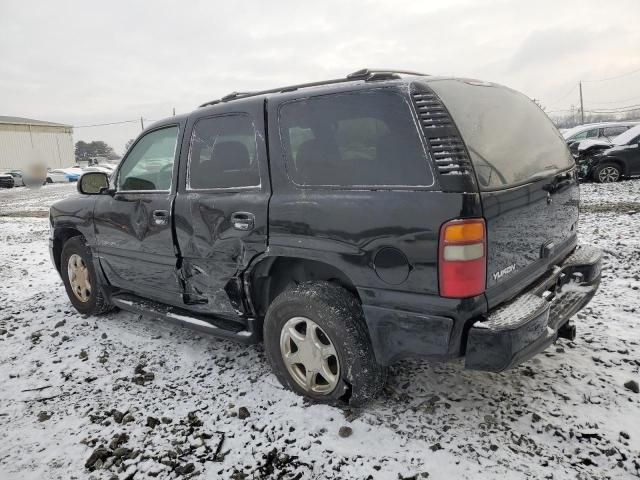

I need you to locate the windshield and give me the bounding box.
[429,80,574,190]
[612,125,640,145]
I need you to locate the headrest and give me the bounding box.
[212,141,250,170]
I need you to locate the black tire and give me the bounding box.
[60,236,113,315]
[46,177,53,184]
[593,163,622,183]
[263,281,386,406]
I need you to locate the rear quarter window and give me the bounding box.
[278,89,433,188]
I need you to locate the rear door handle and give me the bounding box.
[231,211,255,231]
[152,209,169,225]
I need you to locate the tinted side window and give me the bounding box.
[188,115,259,189]
[278,89,432,187]
[586,129,599,138]
[118,126,178,191]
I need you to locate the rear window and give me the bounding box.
[430,80,574,190]
[278,89,433,187]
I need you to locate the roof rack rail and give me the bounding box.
[221,91,254,101]
[347,68,430,79]
[198,69,428,108]
[198,77,351,108]
[199,99,221,108]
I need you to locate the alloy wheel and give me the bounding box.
[279,316,340,394]
[598,166,620,183]
[67,254,91,302]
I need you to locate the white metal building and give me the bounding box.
[0,116,74,170]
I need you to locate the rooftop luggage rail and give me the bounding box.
[198,68,429,108]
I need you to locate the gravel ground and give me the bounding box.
[0,181,639,479]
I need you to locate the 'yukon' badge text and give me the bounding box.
[493,264,516,281]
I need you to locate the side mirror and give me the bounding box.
[78,172,110,195]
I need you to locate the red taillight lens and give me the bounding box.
[439,218,486,298]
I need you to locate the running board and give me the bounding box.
[110,293,260,344]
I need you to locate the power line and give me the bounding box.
[547,105,640,115]
[73,115,167,129]
[587,95,640,106]
[544,69,640,118]
[587,104,640,114]
[582,66,640,83]
[546,83,578,107]
[546,109,574,114]
[73,119,141,129]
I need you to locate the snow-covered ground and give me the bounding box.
[0,182,639,479]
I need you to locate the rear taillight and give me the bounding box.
[438,218,486,298]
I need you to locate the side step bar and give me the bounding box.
[110,293,261,344]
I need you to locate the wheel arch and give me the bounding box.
[598,158,627,176]
[52,227,85,273]
[248,255,360,317]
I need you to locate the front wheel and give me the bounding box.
[263,281,386,406]
[593,163,621,183]
[61,236,112,315]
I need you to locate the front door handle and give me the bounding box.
[231,211,255,231]
[152,209,169,225]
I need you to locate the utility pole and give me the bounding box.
[140,117,144,131]
[579,81,584,124]
[172,107,176,116]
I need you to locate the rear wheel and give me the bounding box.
[263,281,386,406]
[594,163,621,183]
[61,236,112,315]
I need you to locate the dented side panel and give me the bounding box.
[173,98,270,317]
[173,190,269,315]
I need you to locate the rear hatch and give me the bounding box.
[429,79,579,308]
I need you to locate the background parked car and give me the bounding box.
[0,170,24,187]
[0,173,15,188]
[576,124,640,182]
[563,121,639,156]
[82,166,114,175]
[7,170,25,186]
[45,168,81,183]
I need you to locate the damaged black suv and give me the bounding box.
[50,69,601,405]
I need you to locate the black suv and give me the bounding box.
[50,69,601,405]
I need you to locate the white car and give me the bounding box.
[46,169,81,183]
[82,166,113,174]
[563,122,639,144]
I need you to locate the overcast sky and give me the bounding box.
[1,0,639,155]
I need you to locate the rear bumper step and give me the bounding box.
[465,244,601,372]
